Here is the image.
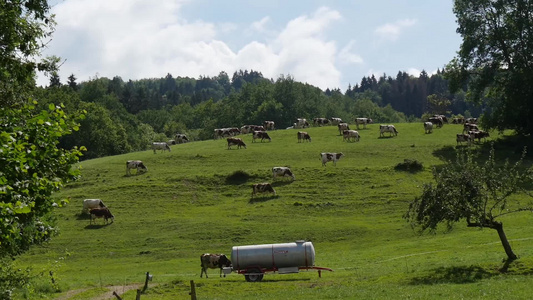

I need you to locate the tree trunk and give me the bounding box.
[493,222,517,260]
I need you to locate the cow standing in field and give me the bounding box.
[152,142,171,153]
[330,117,343,125]
[355,118,373,129]
[82,199,106,214]
[456,133,473,145]
[424,122,433,134]
[297,131,311,143]
[379,125,398,137]
[175,133,189,143]
[272,167,295,181]
[343,130,360,142]
[338,123,350,135]
[126,160,147,176]
[90,207,114,224]
[295,118,310,129]
[263,121,275,130]
[320,152,344,167]
[200,253,232,278]
[313,118,330,126]
[227,137,246,149]
[252,131,271,142]
[428,117,443,128]
[472,130,490,143]
[252,183,276,197]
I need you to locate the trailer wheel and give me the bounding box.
[244,269,264,282]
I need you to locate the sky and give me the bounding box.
[39,0,462,91]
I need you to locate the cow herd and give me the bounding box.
[423,115,488,146]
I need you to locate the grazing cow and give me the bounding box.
[126,160,147,176]
[82,199,106,214]
[227,137,246,149]
[463,123,479,133]
[424,122,433,134]
[175,133,189,144]
[295,118,310,129]
[320,152,344,167]
[313,118,330,126]
[456,133,473,145]
[89,207,114,224]
[252,183,276,197]
[152,142,171,153]
[355,118,373,129]
[297,131,311,143]
[343,130,360,142]
[168,139,176,145]
[472,130,490,142]
[337,123,350,135]
[330,117,343,125]
[215,128,240,139]
[428,117,443,128]
[252,131,271,142]
[200,253,232,278]
[452,117,465,124]
[466,117,478,124]
[379,125,398,137]
[272,167,295,181]
[263,121,275,130]
[433,115,448,124]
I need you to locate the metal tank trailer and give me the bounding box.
[222,241,333,282]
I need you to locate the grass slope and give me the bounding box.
[14,123,533,299]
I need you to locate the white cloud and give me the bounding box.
[406,68,421,77]
[251,16,271,33]
[338,40,363,65]
[374,19,417,42]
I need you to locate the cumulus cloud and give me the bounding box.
[338,40,364,65]
[406,68,421,77]
[374,19,417,42]
[39,1,345,90]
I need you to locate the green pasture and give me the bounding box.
[14,122,533,299]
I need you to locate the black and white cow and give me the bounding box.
[297,131,311,143]
[252,131,271,142]
[313,118,330,126]
[252,183,276,197]
[126,160,147,176]
[463,123,479,133]
[152,142,171,153]
[272,167,295,181]
[320,152,344,167]
[452,117,465,124]
[355,118,373,129]
[330,117,343,125]
[337,123,350,135]
[472,130,490,143]
[90,207,114,224]
[295,118,310,129]
[175,133,189,143]
[227,137,246,149]
[428,117,443,128]
[343,130,360,142]
[263,121,275,130]
[424,122,433,134]
[379,125,398,137]
[456,133,473,145]
[200,253,232,278]
[82,199,106,214]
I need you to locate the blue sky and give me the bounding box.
[40,0,462,91]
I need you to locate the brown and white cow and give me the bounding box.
[200,253,232,278]
[152,142,171,153]
[82,199,106,214]
[272,167,295,181]
[126,160,147,176]
[472,130,490,143]
[252,183,276,197]
[90,207,114,224]
[423,122,433,134]
[297,131,311,143]
[227,137,246,149]
[320,152,344,167]
[263,121,275,130]
[337,123,350,135]
[379,125,398,137]
[355,118,373,129]
[252,131,271,142]
[343,130,360,142]
[313,118,330,126]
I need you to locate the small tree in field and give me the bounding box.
[405,146,533,261]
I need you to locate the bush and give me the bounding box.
[394,159,423,173]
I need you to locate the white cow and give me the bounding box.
[320,152,344,167]
[272,167,295,181]
[126,160,147,176]
[379,125,398,137]
[424,122,433,134]
[152,142,171,153]
[355,118,373,129]
[82,199,106,214]
[330,117,343,125]
[343,130,360,142]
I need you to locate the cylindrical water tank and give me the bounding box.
[231,241,315,271]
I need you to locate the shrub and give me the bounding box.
[394,159,423,173]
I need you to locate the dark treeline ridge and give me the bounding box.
[40,69,478,160]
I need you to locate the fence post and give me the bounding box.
[136,289,142,300]
[142,271,152,293]
[189,280,197,300]
[112,291,123,300]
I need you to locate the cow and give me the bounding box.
[252,131,271,142]
[297,131,311,143]
[168,139,176,145]
[295,118,310,129]
[456,133,473,145]
[263,121,275,130]
[89,207,114,224]
[466,117,478,124]
[200,253,232,278]
[355,118,373,129]
[424,122,433,134]
[152,142,171,153]
[379,125,398,137]
[320,152,344,167]
[175,133,189,144]
[343,130,360,142]
[472,130,490,143]
[463,123,479,133]
[227,137,246,149]
[215,128,240,139]
[330,117,343,125]
[313,118,330,126]
[82,199,106,214]
[252,183,276,197]
[428,117,443,128]
[126,160,147,176]
[433,115,448,124]
[452,117,465,124]
[338,123,350,135]
[272,167,295,181]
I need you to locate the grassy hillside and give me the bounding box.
[14,122,533,299]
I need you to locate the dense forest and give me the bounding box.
[40,69,480,160]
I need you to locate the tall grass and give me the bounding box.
[14,122,533,299]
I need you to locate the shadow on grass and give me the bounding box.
[271,180,293,187]
[409,265,495,285]
[76,213,90,220]
[249,195,279,203]
[84,223,112,229]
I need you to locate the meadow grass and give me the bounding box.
[13,122,533,299]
